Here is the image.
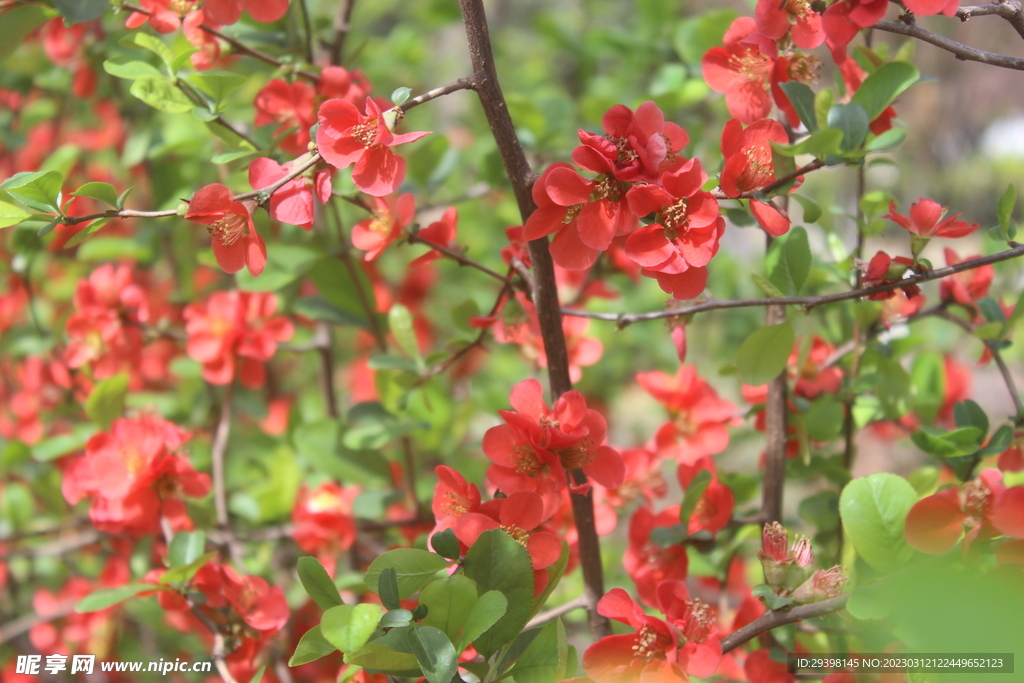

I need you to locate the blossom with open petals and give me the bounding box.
[352,193,416,261]
[702,18,775,123]
[185,184,266,277]
[255,79,316,156]
[248,157,331,230]
[756,0,825,49]
[885,198,979,239]
[316,98,429,196]
[204,0,289,25]
[905,469,1006,554]
[720,118,789,197]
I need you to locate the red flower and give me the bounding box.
[126,0,199,33]
[431,465,482,546]
[254,79,317,156]
[702,18,775,124]
[638,366,738,463]
[677,456,735,534]
[905,0,961,17]
[185,184,267,277]
[351,193,416,261]
[992,485,1024,538]
[755,0,825,50]
[316,98,430,196]
[904,469,1006,554]
[602,447,667,508]
[745,649,795,683]
[183,290,294,389]
[319,66,374,107]
[582,584,720,683]
[248,157,331,230]
[885,198,979,239]
[410,206,459,268]
[61,415,209,536]
[573,101,690,183]
[523,163,600,270]
[822,0,889,52]
[292,482,360,575]
[861,250,920,300]
[203,0,290,25]
[940,248,993,311]
[624,506,689,607]
[720,118,789,197]
[625,160,723,299]
[792,336,844,399]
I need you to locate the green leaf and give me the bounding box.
[158,551,217,585]
[307,257,377,330]
[910,352,945,423]
[364,548,450,598]
[84,373,128,430]
[379,567,401,611]
[0,201,31,229]
[212,150,260,164]
[977,424,1015,459]
[130,77,194,114]
[737,321,794,386]
[814,88,835,133]
[419,574,477,640]
[430,528,462,560]
[122,32,175,72]
[344,642,419,674]
[289,626,337,666]
[877,355,911,419]
[679,470,712,532]
[298,556,344,610]
[0,4,51,64]
[76,583,165,612]
[31,424,97,462]
[458,590,507,652]
[953,399,989,435]
[391,87,413,106]
[103,59,163,80]
[389,303,424,370]
[911,426,984,458]
[998,184,1016,232]
[851,61,920,122]
[751,273,785,298]
[865,127,907,152]
[168,531,206,568]
[828,102,869,151]
[380,609,414,629]
[1,170,63,212]
[187,71,248,107]
[509,619,564,683]
[54,0,108,23]
[803,395,845,442]
[839,473,918,573]
[71,182,119,208]
[528,542,569,620]
[792,194,821,223]
[779,82,818,132]
[248,666,265,683]
[171,46,199,72]
[411,626,458,683]
[321,604,383,653]
[766,226,811,295]
[772,128,842,159]
[463,529,534,657]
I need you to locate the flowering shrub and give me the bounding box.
[3,1,1024,682]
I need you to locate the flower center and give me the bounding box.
[500,524,530,546]
[679,599,714,643]
[511,444,545,476]
[594,175,623,203]
[207,213,247,247]
[731,50,772,83]
[661,199,690,233]
[607,136,639,166]
[632,626,660,659]
[351,121,378,146]
[788,53,821,84]
[560,437,596,470]
[562,203,583,225]
[170,0,195,16]
[961,479,992,518]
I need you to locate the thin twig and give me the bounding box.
[401,77,477,112]
[175,78,261,150]
[0,600,77,645]
[329,0,357,65]
[956,1,1024,40]
[297,0,314,64]
[0,529,102,560]
[561,244,1024,325]
[123,3,319,81]
[407,231,515,285]
[874,18,1024,70]
[525,596,589,629]
[721,594,850,653]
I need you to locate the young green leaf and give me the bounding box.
[737,321,795,386]
[297,556,344,610]
[363,548,450,598]
[851,61,920,122]
[76,583,165,613]
[463,529,534,657]
[288,626,337,666]
[321,604,383,653]
[84,373,128,429]
[839,473,918,573]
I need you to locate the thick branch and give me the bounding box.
[562,244,1024,325]
[458,0,609,638]
[762,304,788,524]
[721,594,850,653]
[874,18,1024,70]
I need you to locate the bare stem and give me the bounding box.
[956,2,1024,40]
[0,600,77,645]
[721,594,850,653]
[562,244,1024,325]
[330,0,357,65]
[874,17,1024,70]
[406,231,515,285]
[401,77,477,112]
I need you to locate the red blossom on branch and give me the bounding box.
[248,157,331,230]
[185,184,267,277]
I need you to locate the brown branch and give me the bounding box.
[329,0,357,65]
[316,322,339,419]
[873,18,1024,70]
[562,244,1024,326]
[721,594,850,653]
[458,0,609,638]
[175,78,260,150]
[401,77,477,112]
[63,154,322,225]
[711,160,827,201]
[0,600,77,645]
[406,231,515,285]
[123,3,319,81]
[957,1,1024,40]
[525,596,589,629]
[0,529,101,560]
[763,303,788,524]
